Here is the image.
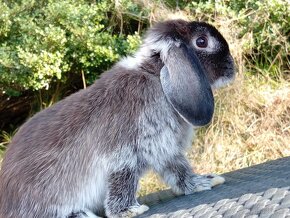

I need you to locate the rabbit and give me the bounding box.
[0,19,235,218]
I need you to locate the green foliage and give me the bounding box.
[242,0,289,78]
[0,0,143,94]
[1,0,288,97]
[124,33,141,55]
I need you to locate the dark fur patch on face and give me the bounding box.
[145,20,235,85]
[147,19,192,43]
[188,22,234,83]
[147,20,228,50]
[189,21,229,51]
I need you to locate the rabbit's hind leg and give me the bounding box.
[104,167,149,218]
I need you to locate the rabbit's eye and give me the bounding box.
[196,36,208,48]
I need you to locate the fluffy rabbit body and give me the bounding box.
[0,20,235,218]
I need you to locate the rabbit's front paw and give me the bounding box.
[189,174,225,193]
[206,173,225,187]
[110,204,149,218]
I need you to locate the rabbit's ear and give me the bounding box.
[160,43,214,126]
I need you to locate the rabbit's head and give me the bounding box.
[122,19,235,127]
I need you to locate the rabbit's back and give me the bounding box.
[0,65,184,217]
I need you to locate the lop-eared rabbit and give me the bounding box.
[0,19,235,218]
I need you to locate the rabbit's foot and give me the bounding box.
[206,173,225,187]
[187,174,225,194]
[110,204,149,218]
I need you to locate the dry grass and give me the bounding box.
[138,74,290,196]
[192,76,290,172]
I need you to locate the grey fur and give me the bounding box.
[0,19,235,218]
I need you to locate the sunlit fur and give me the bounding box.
[0,19,234,218]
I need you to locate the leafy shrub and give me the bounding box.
[0,0,143,96]
[1,0,288,97]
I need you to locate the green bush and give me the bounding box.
[1,0,288,97]
[0,0,143,96]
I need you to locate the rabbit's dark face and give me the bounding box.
[188,22,235,89]
[146,20,235,89]
[142,19,236,126]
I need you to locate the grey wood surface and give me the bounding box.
[138,156,290,217]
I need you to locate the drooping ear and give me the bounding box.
[160,43,214,126]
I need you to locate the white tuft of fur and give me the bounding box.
[127,204,149,216]
[118,47,150,70]
[211,76,235,90]
[119,33,177,70]
[207,174,226,186]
